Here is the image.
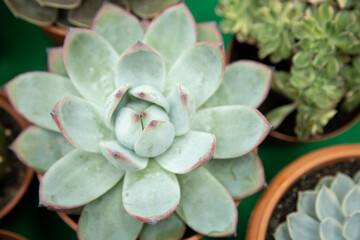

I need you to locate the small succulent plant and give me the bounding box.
[275,170,360,240]
[6,3,272,239]
[4,0,179,28]
[217,0,360,140]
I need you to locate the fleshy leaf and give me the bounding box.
[129,0,179,18]
[192,106,270,159]
[78,180,143,240]
[143,3,196,69]
[205,151,265,199]
[36,0,81,9]
[116,42,165,91]
[92,3,144,55]
[314,175,334,190]
[274,222,291,240]
[203,60,272,108]
[197,22,223,43]
[134,120,175,158]
[122,161,180,224]
[114,107,142,150]
[176,167,237,237]
[103,85,130,129]
[51,96,113,153]
[342,186,360,216]
[156,131,215,174]
[319,218,344,240]
[40,149,124,209]
[64,29,118,106]
[141,105,169,127]
[287,212,320,240]
[139,213,186,240]
[297,191,318,220]
[99,140,148,171]
[129,85,169,112]
[330,173,355,203]
[315,187,344,223]
[165,42,225,108]
[265,103,297,129]
[167,85,196,136]
[354,171,360,184]
[47,47,68,78]
[11,126,74,173]
[5,72,80,131]
[126,101,152,115]
[343,212,360,240]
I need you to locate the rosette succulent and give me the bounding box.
[275,170,360,240]
[217,0,360,140]
[5,3,272,239]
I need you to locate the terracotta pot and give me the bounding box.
[0,229,27,240]
[246,144,360,240]
[0,89,33,219]
[227,37,360,142]
[41,25,67,46]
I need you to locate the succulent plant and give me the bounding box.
[4,0,179,28]
[217,0,360,140]
[6,3,272,239]
[275,170,360,240]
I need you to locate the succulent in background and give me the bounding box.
[217,0,360,140]
[6,3,272,239]
[4,0,179,28]
[275,170,360,240]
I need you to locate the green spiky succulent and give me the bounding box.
[217,0,360,140]
[275,170,360,240]
[4,0,179,28]
[6,3,272,239]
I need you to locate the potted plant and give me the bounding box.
[217,0,360,142]
[4,0,180,45]
[0,89,33,219]
[6,3,272,239]
[246,144,360,240]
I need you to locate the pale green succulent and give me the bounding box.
[4,0,179,28]
[218,0,360,140]
[6,3,272,239]
[275,170,360,240]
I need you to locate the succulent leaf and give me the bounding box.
[92,3,144,54]
[116,42,165,92]
[36,0,81,9]
[316,186,345,223]
[64,28,118,106]
[205,151,265,199]
[47,47,68,78]
[355,171,360,184]
[67,0,104,28]
[11,126,74,173]
[122,161,180,224]
[330,173,355,203]
[129,0,180,19]
[129,85,169,112]
[197,22,223,43]
[274,222,291,240]
[99,140,148,171]
[193,106,270,159]
[203,60,272,108]
[315,175,335,190]
[78,180,143,240]
[40,149,124,209]
[176,167,237,237]
[287,212,320,240]
[141,105,169,127]
[155,131,215,174]
[166,42,225,108]
[139,213,186,240]
[319,218,344,240]
[167,85,196,136]
[343,211,360,240]
[5,72,80,132]
[297,191,318,220]
[342,186,360,216]
[51,96,113,153]
[265,103,297,129]
[143,3,196,69]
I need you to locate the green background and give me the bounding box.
[1,0,359,239]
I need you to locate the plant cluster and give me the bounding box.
[7,3,272,239]
[275,170,360,240]
[217,0,360,140]
[4,0,178,28]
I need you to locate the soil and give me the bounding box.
[228,39,360,139]
[0,107,27,212]
[265,157,360,240]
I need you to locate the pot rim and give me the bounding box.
[0,89,33,219]
[41,25,67,37]
[0,229,27,240]
[246,143,360,240]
